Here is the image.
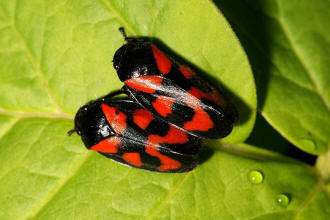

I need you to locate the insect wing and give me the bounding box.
[97,136,198,173]
[124,74,236,139]
[79,99,201,173]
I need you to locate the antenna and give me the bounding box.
[118,27,128,41]
[67,129,76,136]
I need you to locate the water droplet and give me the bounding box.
[248,170,263,184]
[276,194,290,207]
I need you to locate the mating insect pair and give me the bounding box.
[70,28,238,172]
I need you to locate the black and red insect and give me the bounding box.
[72,92,201,173]
[71,28,238,172]
[113,28,238,139]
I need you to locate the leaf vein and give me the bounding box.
[26,151,93,219]
[146,172,191,219]
[0,108,74,120]
[0,120,51,183]
[99,0,138,35]
[0,6,64,114]
[252,3,330,111]
[0,118,19,142]
[277,18,329,110]
[292,181,323,219]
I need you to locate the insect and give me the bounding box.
[113,27,238,139]
[70,92,201,173]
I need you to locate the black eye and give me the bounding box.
[115,110,119,115]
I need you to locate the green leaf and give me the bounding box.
[1,0,328,219]
[246,113,292,154]
[0,0,256,143]
[0,0,270,219]
[1,120,329,219]
[214,0,330,154]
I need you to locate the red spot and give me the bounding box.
[133,109,154,130]
[148,125,188,145]
[151,45,172,75]
[183,107,213,131]
[123,152,142,167]
[101,104,127,134]
[145,146,181,171]
[152,96,175,117]
[125,75,163,94]
[188,87,226,108]
[182,93,214,131]
[145,126,187,171]
[179,65,195,79]
[90,136,121,153]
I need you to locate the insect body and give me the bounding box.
[71,28,238,172]
[73,93,201,173]
[113,28,238,139]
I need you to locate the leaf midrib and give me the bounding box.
[146,172,191,219]
[228,1,330,153]
[277,12,330,110]
[0,5,64,114]
[0,109,74,120]
[0,1,140,218]
[292,181,325,219]
[25,151,93,219]
[99,0,138,35]
[257,2,329,111]
[233,1,329,113]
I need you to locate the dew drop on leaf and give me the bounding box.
[276,194,290,207]
[247,170,263,184]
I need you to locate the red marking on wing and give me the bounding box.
[183,106,213,131]
[152,96,175,117]
[145,146,181,171]
[148,125,188,145]
[125,75,163,94]
[123,152,142,167]
[182,92,214,131]
[90,136,121,153]
[145,126,187,171]
[101,103,127,134]
[188,87,226,107]
[179,65,195,79]
[133,109,154,130]
[151,45,172,75]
